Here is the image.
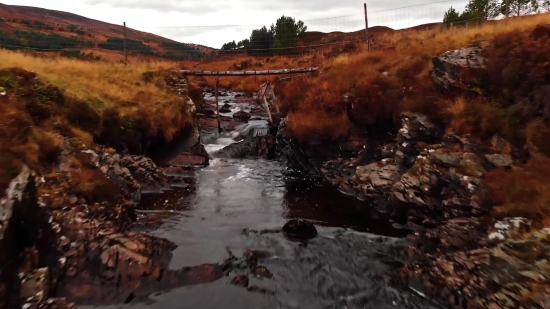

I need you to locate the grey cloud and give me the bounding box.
[83,0,468,17]
[83,0,469,46]
[83,0,233,14]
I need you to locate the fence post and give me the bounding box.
[364,3,369,51]
[215,78,222,133]
[123,22,127,66]
[262,82,273,124]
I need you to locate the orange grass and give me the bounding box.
[0,52,193,191]
[276,13,550,141]
[485,157,550,219]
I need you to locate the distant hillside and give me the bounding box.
[0,3,216,60]
[306,23,443,45]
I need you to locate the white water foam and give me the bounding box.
[203,120,270,155]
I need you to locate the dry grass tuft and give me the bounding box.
[485,157,550,220]
[525,119,550,156]
[0,51,192,136]
[275,13,550,141]
[0,52,193,191]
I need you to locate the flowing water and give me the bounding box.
[88,93,443,309]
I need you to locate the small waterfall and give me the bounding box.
[233,120,269,138]
[203,120,270,155]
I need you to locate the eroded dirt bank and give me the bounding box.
[0,73,212,309]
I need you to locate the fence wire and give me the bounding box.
[0,0,547,61]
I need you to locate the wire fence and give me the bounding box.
[0,0,548,62]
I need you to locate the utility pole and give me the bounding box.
[364,3,369,51]
[123,22,127,66]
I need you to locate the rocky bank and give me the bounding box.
[0,74,213,308]
[276,26,550,308]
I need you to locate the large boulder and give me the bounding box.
[430,40,489,92]
[282,219,318,240]
[398,217,550,309]
[355,162,403,206]
[0,166,38,309]
[233,110,251,121]
[395,112,442,165]
[214,135,276,159]
[388,145,488,223]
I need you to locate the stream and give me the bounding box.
[87,92,443,309]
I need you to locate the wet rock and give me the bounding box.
[214,135,275,159]
[430,40,489,92]
[491,134,512,153]
[98,152,167,203]
[204,109,215,117]
[22,297,76,309]
[167,154,208,166]
[485,153,513,168]
[487,217,531,243]
[399,214,550,309]
[355,163,403,206]
[219,106,232,113]
[233,110,251,121]
[282,219,318,240]
[253,266,273,279]
[432,152,461,167]
[0,166,41,309]
[230,275,249,287]
[396,112,442,165]
[388,137,488,223]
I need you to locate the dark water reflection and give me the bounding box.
[87,158,441,309]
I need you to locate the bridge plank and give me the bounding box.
[175,67,318,76]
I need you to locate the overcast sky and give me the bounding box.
[3,0,469,48]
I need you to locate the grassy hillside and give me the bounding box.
[0,3,214,61]
[275,13,550,141]
[0,50,192,191]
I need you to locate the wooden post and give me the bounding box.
[364,3,369,51]
[261,82,273,124]
[123,22,127,66]
[215,78,222,133]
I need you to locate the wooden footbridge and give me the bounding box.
[174,67,318,133]
[175,67,317,76]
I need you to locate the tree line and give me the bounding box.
[443,0,549,25]
[220,15,307,56]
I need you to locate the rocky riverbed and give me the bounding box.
[275,34,550,308]
[3,29,550,308]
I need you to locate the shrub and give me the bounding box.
[71,167,122,203]
[484,157,550,219]
[525,119,550,156]
[483,25,550,107]
[66,99,101,132]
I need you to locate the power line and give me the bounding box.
[371,0,468,12]
[138,0,468,28]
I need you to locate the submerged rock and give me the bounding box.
[282,219,318,240]
[233,110,251,121]
[219,106,232,113]
[230,275,249,287]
